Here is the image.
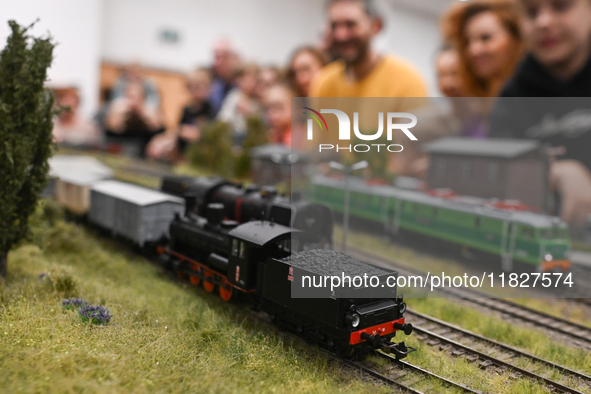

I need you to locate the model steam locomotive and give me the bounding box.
[158,201,412,357]
[53,172,412,358]
[160,175,334,248]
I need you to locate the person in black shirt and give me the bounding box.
[105,81,165,158]
[489,0,591,227]
[177,69,216,152]
[146,68,215,160]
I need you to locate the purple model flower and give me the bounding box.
[62,299,88,311]
[78,305,112,326]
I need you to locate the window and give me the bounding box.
[540,227,569,239]
[232,239,239,256]
[278,239,291,253]
[521,226,535,240]
[239,242,246,258]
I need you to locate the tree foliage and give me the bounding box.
[188,116,269,179]
[0,21,55,276]
[187,120,234,177]
[234,116,268,178]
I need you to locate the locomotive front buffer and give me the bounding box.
[360,325,415,358]
[346,296,415,359]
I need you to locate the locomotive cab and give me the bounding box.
[227,221,317,290]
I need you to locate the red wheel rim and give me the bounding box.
[189,263,201,286]
[219,280,233,302]
[203,270,215,293]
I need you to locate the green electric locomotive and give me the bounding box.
[309,174,571,273]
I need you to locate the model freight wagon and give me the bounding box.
[89,180,184,246]
[308,174,571,273]
[46,155,113,199]
[56,172,113,215]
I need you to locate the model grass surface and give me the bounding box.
[0,202,397,393]
[0,202,588,393]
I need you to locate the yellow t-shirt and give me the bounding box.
[309,54,428,98]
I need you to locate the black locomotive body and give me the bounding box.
[160,175,333,247]
[159,203,412,357]
[258,250,412,356]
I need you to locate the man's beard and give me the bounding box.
[332,39,370,66]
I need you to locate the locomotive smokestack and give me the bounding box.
[206,203,225,226]
[185,194,197,216]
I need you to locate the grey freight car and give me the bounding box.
[89,180,184,246]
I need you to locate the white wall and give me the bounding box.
[377,0,444,95]
[101,0,327,71]
[0,0,103,118]
[101,0,444,95]
[0,0,446,120]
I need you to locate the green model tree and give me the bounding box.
[0,21,55,277]
[186,120,234,177]
[234,116,268,178]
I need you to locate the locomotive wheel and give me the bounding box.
[219,279,233,302]
[335,344,356,358]
[190,275,201,286]
[203,270,215,293]
[189,263,201,286]
[176,259,186,280]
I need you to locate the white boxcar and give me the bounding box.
[89,181,184,246]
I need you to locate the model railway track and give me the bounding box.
[159,244,482,394]
[329,354,423,394]
[159,252,481,394]
[329,351,482,394]
[406,309,591,393]
[346,245,591,350]
[377,352,483,394]
[119,163,172,179]
[457,295,591,350]
[574,298,591,307]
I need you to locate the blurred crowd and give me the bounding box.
[51,0,591,225]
